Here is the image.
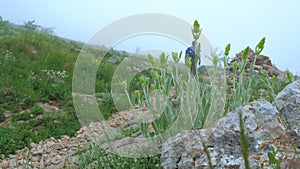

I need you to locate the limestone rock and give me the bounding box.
[161,101,290,168]
[275,80,300,139]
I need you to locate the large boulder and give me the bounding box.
[161,101,290,168]
[275,80,300,141]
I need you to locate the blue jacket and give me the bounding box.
[186,47,195,56]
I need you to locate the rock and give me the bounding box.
[264,58,272,65]
[29,142,37,148]
[8,155,16,159]
[1,160,9,169]
[30,146,44,155]
[275,80,300,137]
[51,155,62,165]
[9,158,17,167]
[44,140,55,148]
[262,64,273,72]
[254,64,262,70]
[3,111,12,118]
[52,143,63,150]
[161,129,214,169]
[38,102,62,113]
[31,156,39,162]
[62,135,70,140]
[16,154,23,160]
[227,49,283,80]
[256,55,272,66]
[161,101,289,168]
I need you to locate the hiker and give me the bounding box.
[185,41,201,76]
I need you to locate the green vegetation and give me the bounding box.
[0,126,35,155]
[267,146,283,169]
[70,142,161,169]
[0,17,127,157]
[0,16,299,168]
[120,126,141,137]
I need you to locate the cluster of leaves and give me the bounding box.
[267,146,283,169]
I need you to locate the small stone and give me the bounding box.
[31,156,39,162]
[1,160,9,169]
[69,146,78,152]
[49,150,57,156]
[76,126,88,134]
[39,156,45,168]
[30,142,37,148]
[51,155,62,165]
[9,158,17,167]
[3,111,12,118]
[69,143,78,148]
[31,146,44,155]
[15,155,21,161]
[8,154,16,159]
[62,135,70,140]
[53,143,63,150]
[263,58,272,65]
[254,64,262,70]
[45,140,55,148]
[262,64,273,72]
[45,158,51,166]
[58,149,68,155]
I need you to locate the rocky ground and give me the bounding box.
[0,106,157,169]
[0,50,296,169]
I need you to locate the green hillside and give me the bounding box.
[0,17,128,156]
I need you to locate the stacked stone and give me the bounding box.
[227,49,282,78]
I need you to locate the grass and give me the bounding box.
[67,142,161,169]
[1,16,299,168]
[0,17,127,157]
